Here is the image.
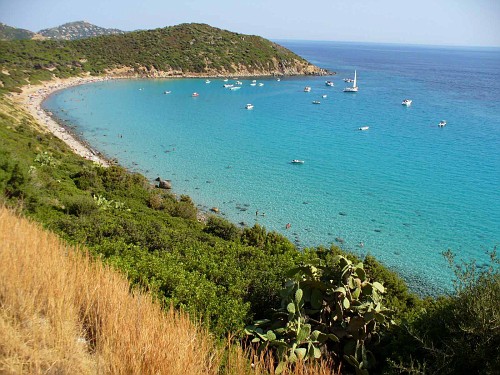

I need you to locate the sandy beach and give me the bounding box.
[9,74,116,166]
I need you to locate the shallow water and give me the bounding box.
[44,41,500,294]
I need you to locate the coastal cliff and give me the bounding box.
[0,23,329,93]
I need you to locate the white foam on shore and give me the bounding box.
[9,75,114,166]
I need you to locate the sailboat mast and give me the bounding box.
[353,70,357,87]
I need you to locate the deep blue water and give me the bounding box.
[44,41,500,294]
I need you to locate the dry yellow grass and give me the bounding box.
[0,206,221,374]
[0,206,340,374]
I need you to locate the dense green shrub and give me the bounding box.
[204,215,240,241]
[4,163,25,198]
[385,250,500,374]
[64,194,98,216]
[71,167,102,191]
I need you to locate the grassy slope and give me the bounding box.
[0,206,220,374]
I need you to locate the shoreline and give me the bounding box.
[8,72,331,167]
[8,74,124,166]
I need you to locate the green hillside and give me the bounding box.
[0,22,35,40]
[0,23,327,93]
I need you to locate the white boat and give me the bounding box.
[312,100,321,104]
[250,83,257,86]
[258,83,264,86]
[438,120,447,127]
[192,92,199,97]
[325,80,334,86]
[245,104,254,110]
[344,78,354,83]
[223,84,234,88]
[236,81,243,85]
[343,70,358,92]
[164,91,171,94]
[291,159,305,164]
[402,99,412,106]
[252,80,257,83]
[276,78,281,81]
[322,94,327,98]
[358,126,369,131]
[205,79,211,84]
[304,86,311,92]
[223,78,228,82]
[230,86,241,90]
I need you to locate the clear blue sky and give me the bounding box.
[1,0,499,47]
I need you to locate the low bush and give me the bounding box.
[204,215,240,241]
[64,195,98,216]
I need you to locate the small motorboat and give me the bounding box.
[402,99,412,106]
[358,126,369,131]
[223,84,234,88]
[438,120,447,127]
[276,78,281,81]
[325,80,334,86]
[164,91,171,94]
[250,83,257,86]
[230,86,241,90]
[192,92,199,97]
[252,79,257,83]
[223,78,228,82]
[291,159,305,164]
[258,83,264,86]
[322,94,327,98]
[304,86,311,92]
[205,79,211,84]
[245,104,254,110]
[236,81,243,85]
[312,100,321,104]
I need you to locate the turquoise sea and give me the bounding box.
[44,41,500,294]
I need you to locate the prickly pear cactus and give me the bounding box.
[245,255,393,374]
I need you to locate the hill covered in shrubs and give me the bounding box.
[0,22,327,93]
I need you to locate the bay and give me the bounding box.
[44,41,500,294]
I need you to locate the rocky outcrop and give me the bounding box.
[38,21,125,41]
[155,177,172,189]
[106,63,331,79]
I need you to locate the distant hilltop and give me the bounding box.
[0,23,37,40]
[38,21,125,40]
[0,21,125,41]
[0,22,330,92]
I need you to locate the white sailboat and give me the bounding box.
[343,70,358,92]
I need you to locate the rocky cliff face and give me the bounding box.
[105,62,329,78]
